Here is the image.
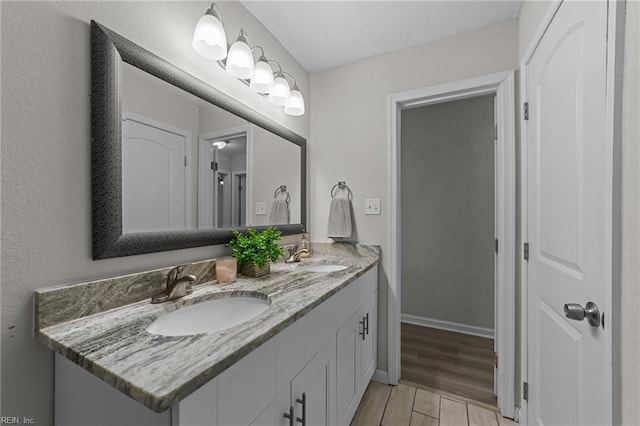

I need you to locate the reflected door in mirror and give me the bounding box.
[122,116,190,233]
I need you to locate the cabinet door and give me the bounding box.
[251,386,291,426]
[291,338,336,426]
[217,339,276,425]
[177,377,217,426]
[336,309,363,425]
[361,290,377,387]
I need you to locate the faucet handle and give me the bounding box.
[286,244,298,255]
[167,264,191,281]
[175,263,193,273]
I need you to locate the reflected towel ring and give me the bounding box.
[274,184,290,203]
[331,181,352,199]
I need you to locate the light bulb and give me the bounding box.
[284,87,305,116]
[226,29,254,80]
[269,73,291,106]
[250,58,274,94]
[192,5,227,60]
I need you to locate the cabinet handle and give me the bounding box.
[284,406,294,426]
[359,318,366,340]
[364,313,370,335]
[296,392,306,425]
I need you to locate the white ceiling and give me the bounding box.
[241,1,522,73]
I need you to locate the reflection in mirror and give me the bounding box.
[120,62,301,233]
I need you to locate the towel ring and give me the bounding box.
[274,184,290,203]
[331,181,352,199]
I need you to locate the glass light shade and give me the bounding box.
[213,141,227,149]
[192,12,227,60]
[284,89,305,116]
[250,60,274,94]
[226,37,254,80]
[269,75,291,106]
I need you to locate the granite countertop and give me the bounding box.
[34,243,379,413]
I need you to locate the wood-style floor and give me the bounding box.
[351,382,517,426]
[401,323,497,407]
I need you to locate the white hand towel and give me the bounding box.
[269,199,290,225]
[327,198,353,240]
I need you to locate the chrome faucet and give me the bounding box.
[151,265,197,304]
[285,244,309,263]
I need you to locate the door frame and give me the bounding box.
[122,111,193,229]
[518,1,625,423]
[387,70,517,418]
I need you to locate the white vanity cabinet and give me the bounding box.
[55,266,377,426]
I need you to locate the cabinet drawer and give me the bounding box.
[217,338,276,425]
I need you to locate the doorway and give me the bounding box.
[388,71,516,418]
[198,125,250,229]
[400,94,497,407]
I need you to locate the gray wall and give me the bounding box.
[400,95,495,330]
[310,19,519,372]
[0,1,309,423]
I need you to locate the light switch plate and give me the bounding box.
[365,199,381,215]
[256,201,267,215]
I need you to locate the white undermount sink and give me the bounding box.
[299,264,348,273]
[146,296,270,337]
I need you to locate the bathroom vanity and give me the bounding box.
[35,244,379,425]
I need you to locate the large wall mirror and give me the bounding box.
[91,21,306,259]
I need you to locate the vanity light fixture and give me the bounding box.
[249,48,274,94]
[226,29,254,79]
[285,87,305,116]
[213,140,227,149]
[192,3,305,116]
[284,80,305,116]
[269,71,291,106]
[192,3,227,60]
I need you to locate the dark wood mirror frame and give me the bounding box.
[91,21,307,260]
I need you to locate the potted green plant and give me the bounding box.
[227,227,284,277]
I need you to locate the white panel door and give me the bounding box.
[122,118,187,233]
[526,1,610,425]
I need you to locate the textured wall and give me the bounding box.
[310,19,519,372]
[400,95,495,330]
[0,1,309,423]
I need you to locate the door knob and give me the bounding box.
[563,301,601,327]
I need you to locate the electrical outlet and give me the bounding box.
[256,202,267,215]
[365,199,381,215]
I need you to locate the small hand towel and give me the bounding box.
[327,197,353,240]
[269,199,290,225]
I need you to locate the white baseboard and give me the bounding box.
[372,369,389,384]
[401,313,495,339]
